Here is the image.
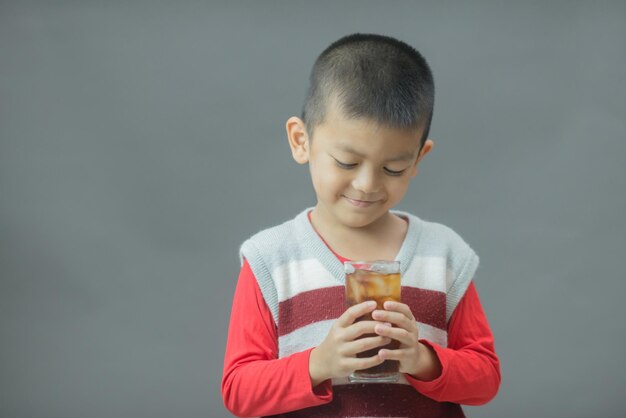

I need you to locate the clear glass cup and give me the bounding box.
[344,260,401,383]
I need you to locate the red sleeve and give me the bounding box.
[405,281,501,405]
[221,259,332,417]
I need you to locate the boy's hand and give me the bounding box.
[371,301,442,381]
[309,301,390,387]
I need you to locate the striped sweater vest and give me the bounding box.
[240,209,479,418]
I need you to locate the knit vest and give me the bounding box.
[240,208,479,418]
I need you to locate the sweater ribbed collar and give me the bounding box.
[294,207,423,284]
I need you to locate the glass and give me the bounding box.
[344,260,401,383]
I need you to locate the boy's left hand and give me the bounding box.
[371,301,442,381]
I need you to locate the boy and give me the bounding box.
[222,33,500,417]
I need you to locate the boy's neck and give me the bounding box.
[309,206,408,261]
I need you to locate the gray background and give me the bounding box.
[1,1,625,417]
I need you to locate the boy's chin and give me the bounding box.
[313,202,389,229]
[335,209,388,229]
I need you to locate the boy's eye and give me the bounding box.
[334,158,358,169]
[384,167,406,176]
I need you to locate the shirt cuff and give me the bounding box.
[294,348,333,402]
[404,339,451,393]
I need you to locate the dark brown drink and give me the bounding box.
[345,261,401,383]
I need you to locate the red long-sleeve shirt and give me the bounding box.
[222,257,501,417]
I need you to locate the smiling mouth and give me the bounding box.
[343,196,379,207]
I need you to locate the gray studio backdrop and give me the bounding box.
[1,1,625,417]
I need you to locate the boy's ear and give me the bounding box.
[417,139,434,163]
[286,116,310,164]
[411,138,434,177]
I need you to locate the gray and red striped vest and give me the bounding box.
[240,209,478,418]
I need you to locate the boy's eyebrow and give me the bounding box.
[386,152,417,162]
[336,144,416,162]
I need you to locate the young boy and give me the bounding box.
[222,33,500,417]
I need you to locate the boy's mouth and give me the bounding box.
[343,196,379,208]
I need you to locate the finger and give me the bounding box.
[372,309,416,331]
[342,335,392,356]
[382,301,416,321]
[378,347,415,361]
[336,301,377,327]
[343,320,384,341]
[374,323,417,346]
[346,354,386,372]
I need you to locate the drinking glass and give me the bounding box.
[345,260,401,383]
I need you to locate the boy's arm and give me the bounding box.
[221,259,332,417]
[405,281,501,405]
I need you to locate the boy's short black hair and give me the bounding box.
[302,33,435,147]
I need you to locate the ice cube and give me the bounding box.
[371,261,400,275]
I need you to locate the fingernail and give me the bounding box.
[367,301,377,308]
[375,323,391,333]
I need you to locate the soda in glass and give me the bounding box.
[344,260,401,383]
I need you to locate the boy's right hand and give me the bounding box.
[308,301,391,387]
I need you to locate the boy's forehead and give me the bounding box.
[314,120,424,163]
[333,141,417,161]
[318,103,425,150]
[322,97,426,139]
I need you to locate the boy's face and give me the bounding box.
[287,103,433,231]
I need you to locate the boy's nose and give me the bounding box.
[351,167,381,194]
